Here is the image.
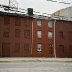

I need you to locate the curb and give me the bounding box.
[0,58,72,63]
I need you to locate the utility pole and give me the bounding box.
[9,0,10,7]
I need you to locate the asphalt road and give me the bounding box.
[0,62,72,72]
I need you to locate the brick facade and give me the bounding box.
[0,12,72,57]
[32,19,54,57]
[0,13,32,57]
[55,20,72,57]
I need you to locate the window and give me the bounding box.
[15,29,20,37]
[37,44,42,52]
[2,42,10,49]
[4,16,10,25]
[24,43,30,52]
[48,44,53,54]
[37,21,42,27]
[59,32,63,39]
[37,31,42,38]
[24,30,31,38]
[68,31,72,41]
[2,42,10,57]
[48,44,53,49]
[69,45,72,53]
[48,21,52,28]
[59,45,64,52]
[3,28,10,37]
[24,19,31,27]
[15,43,20,53]
[15,17,21,26]
[48,32,53,39]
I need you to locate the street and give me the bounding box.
[0,61,72,72]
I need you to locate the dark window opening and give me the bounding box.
[59,32,64,39]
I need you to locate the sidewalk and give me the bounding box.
[0,58,72,62]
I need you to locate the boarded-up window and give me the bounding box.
[2,42,10,49]
[15,43,20,53]
[24,43,30,52]
[59,45,64,52]
[3,28,10,37]
[15,29,20,37]
[4,16,10,25]
[24,30,30,38]
[15,17,21,26]
[2,42,10,57]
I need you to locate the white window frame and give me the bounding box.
[37,44,42,52]
[48,21,52,28]
[37,31,42,38]
[37,21,42,27]
[48,32,53,39]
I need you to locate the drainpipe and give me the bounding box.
[54,19,56,58]
[31,21,33,56]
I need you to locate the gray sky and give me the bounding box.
[0,0,72,15]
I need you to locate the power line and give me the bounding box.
[46,0,71,4]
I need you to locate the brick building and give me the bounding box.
[32,18,54,57]
[0,11,33,57]
[55,20,72,57]
[0,10,72,57]
[32,18,72,58]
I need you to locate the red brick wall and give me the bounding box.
[55,20,72,57]
[32,19,54,57]
[0,15,32,57]
[0,14,72,58]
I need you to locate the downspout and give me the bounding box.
[54,19,56,58]
[31,21,33,56]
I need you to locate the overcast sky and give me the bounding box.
[0,0,72,15]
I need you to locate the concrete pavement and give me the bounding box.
[0,58,72,62]
[0,61,72,72]
[0,58,72,72]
